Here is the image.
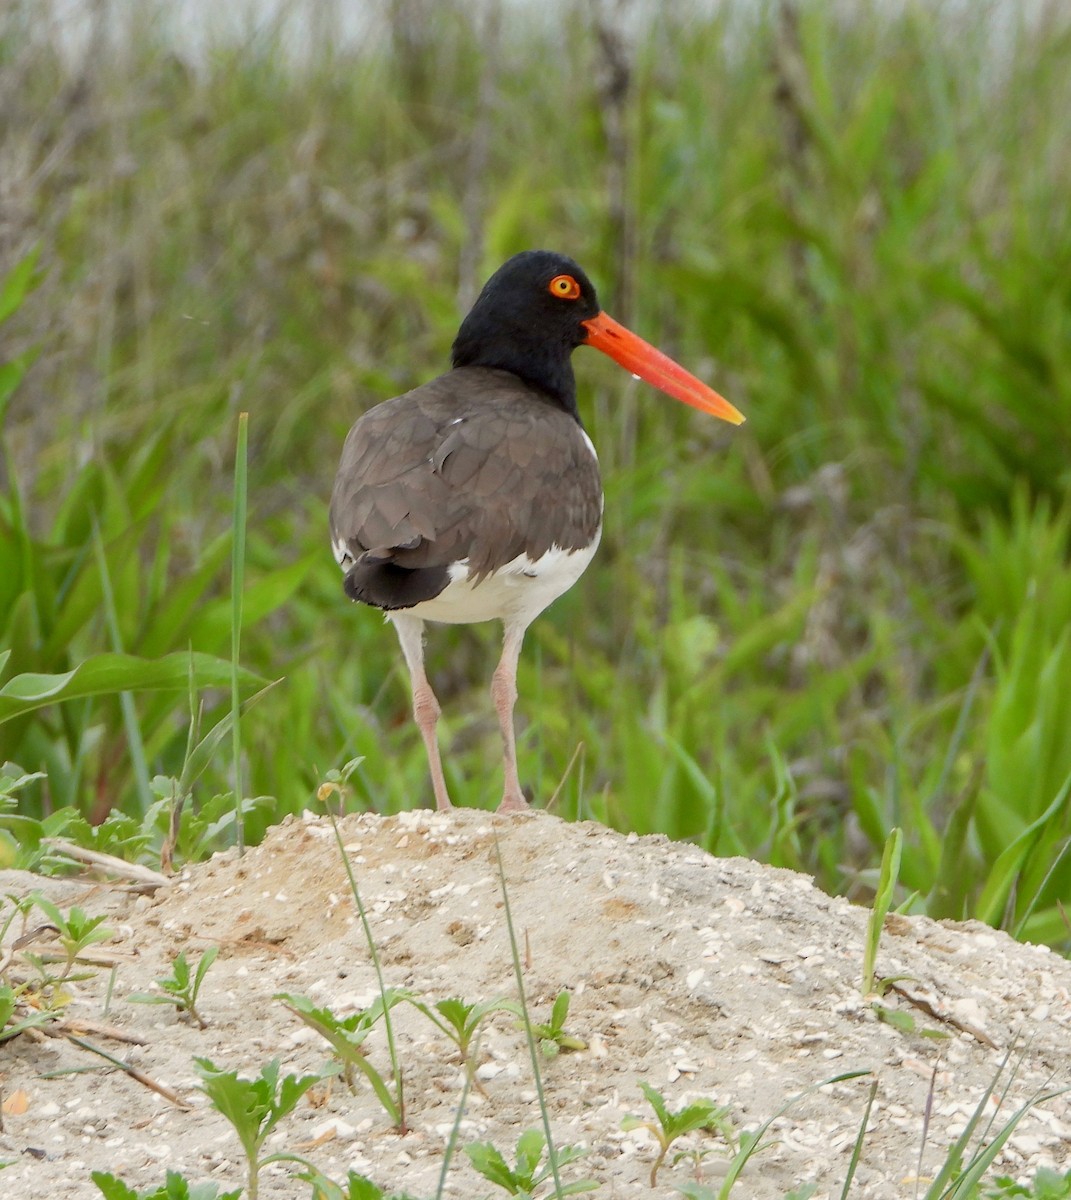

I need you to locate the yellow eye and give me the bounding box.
[548,274,581,301]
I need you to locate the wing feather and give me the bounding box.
[329,367,601,581]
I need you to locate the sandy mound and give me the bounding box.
[2,810,1069,1198]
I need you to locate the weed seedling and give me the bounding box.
[672,1187,720,1200]
[862,827,903,997]
[30,895,112,982]
[194,1057,325,1199]
[295,1164,431,1200]
[0,892,36,984]
[91,1168,241,1199]
[130,947,218,1028]
[275,990,407,1127]
[406,994,517,1088]
[675,1185,817,1200]
[315,755,364,812]
[623,1081,733,1187]
[529,989,586,1057]
[0,983,57,1042]
[983,1166,1071,1198]
[0,764,47,869]
[464,1129,597,1198]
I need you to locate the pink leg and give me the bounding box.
[491,619,531,812]
[390,614,453,811]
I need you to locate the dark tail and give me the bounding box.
[343,557,450,611]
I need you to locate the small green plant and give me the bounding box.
[622,1082,733,1187]
[0,982,58,1042]
[129,947,218,1028]
[529,989,586,1057]
[315,756,365,811]
[0,763,47,868]
[0,893,80,1014]
[464,1129,597,1198]
[0,890,34,961]
[862,827,903,997]
[30,895,112,981]
[91,1168,241,1199]
[194,1057,326,1200]
[296,1164,431,1200]
[153,779,275,868]
[675,1185,817,1200]
[984,1167,1071,1198]
[274,990,406,1126]
[407,994,518,1087]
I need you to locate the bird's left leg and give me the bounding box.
[390,613,453,811]
[491,618,531,812]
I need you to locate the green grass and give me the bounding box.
[1,0,1070,947]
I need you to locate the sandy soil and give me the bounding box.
[1,809,1069,1199]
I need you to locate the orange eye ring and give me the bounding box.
[548,274,581,301]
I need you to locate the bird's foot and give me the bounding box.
[497,791,530,813]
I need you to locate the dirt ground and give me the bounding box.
[1,809,1069,1199]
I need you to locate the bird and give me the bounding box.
[330,250,744,813]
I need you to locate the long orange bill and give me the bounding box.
[581,311,745,425]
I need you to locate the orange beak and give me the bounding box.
[581,311,745,425]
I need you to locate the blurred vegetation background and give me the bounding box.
[1,0,1069,947]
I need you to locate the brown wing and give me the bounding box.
[329,366,602,582]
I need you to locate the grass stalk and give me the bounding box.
[434,1036,477,1199]
[492,832,565,1198]
[327,810,406,1132]
[91,519,152,813]
[838,1077,877,1199]
[230,412,249,855]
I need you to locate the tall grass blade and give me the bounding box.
[922,1042,1018,1198]
[1013,835,1071,940]
[938,1084,1068,1198]
[435,1035,476,1200]
[0,245,41,325]
[92,519,152,813]
[839,1077,877,1199]
[0,653,264,724]
[492,832,565,1198]
[231,412,249,854]
[327,811,407,1132]
[976,771,1071,927]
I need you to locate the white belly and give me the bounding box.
[403,533,601,626]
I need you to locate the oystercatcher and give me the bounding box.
[331,250,744,811]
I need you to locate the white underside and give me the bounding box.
[402,534,601,626]
[333,533,602,626]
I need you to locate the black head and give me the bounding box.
[451,250,601,415]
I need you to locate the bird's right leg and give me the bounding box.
[390,613,453,811]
